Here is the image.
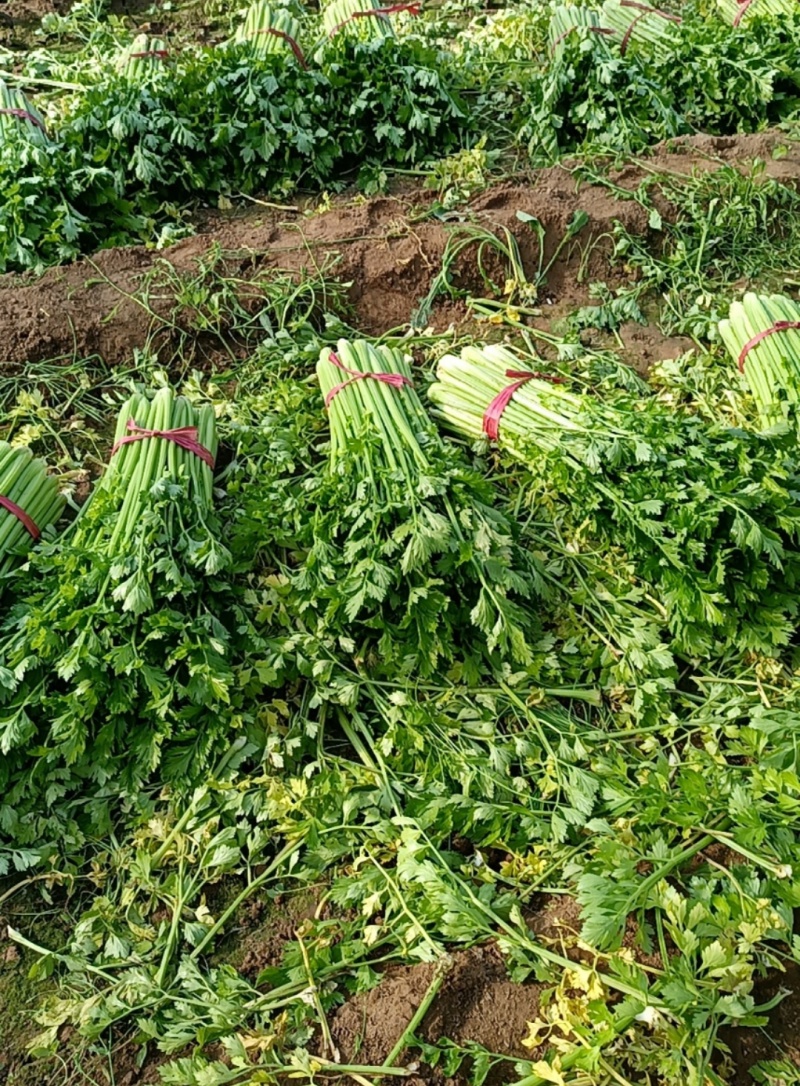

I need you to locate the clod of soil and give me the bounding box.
[330,944,542,1086]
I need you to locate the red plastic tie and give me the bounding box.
[129,49,170,58]
[617,2,680,54]
[0,496,40,540]
[733,0,754,25]
[254,27,308,67]
[619,0,681,19]
[550,24,614,51]
[324,351,413,407]
[328,2,420,36]
[0,107,46,132]
[737,321,800,372]
[483,369,567,442]
[111,419,216,469]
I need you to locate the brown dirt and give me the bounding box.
[618,130,800,186]
[0,0,70,47]
[227,888,320,981]
[6,130,798,372]
[0,175,648,369]
[719,963,800,1083]
[5,129,797,373]
[329,943,543,1086]
[618,321,695,373]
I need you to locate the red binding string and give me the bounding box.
[619,0,681,20]
[620,8,680,53]
[0,496,39,540]
[111,419,216,469]
[0,107,46,132]
[324,351,413,407]
[129,49,170,58]
[254,27,308,67]
[483,370,567,442]
[328,2,420,36]
[733,0,755,25]
[737,322,800,372]
[616,2,680,55]
[550,24,614,51]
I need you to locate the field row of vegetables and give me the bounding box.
[2,0,800,270]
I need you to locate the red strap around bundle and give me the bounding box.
[550,24,614,51]
[737,321,800,372]
[0,107,46,131]
[483,369,566,442]
[111,419,216,469]
[619,0,681,17]
[0,496,40,540]
[129,49,170,58]
[328,2,420,35]
[324,351,413,407]
[733,0,754,25]
[254,28,308,67]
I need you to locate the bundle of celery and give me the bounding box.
[718,292,800,429]
[429,343,800,658]
[0,80,48,148]
[233,1,306,64]
[0,387,258,848]
[322,0,397,40]
[297,339,538,679]
[117,34,171,81]
[0,442,63,575]
[600,0,682,58]
[549,5,613,56]
[717,0,794,24]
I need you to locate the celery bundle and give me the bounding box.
[0,80,48,147]
[600,0,682,58]
[549,6,613,56]
[299,339,537,678]
[233,1,305,63]
[117,34,170,81]
[0,442,63,575]
[429,344,628,456]
[0,387,243,845]
[430,343,800,658]
[322,0,397,40]
[716,0,796,24]
[718,293,800,429]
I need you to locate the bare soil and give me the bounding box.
[329,944,543,1086]
[720,964,800,1083]
[5,129,798,373]
[0,0,70,47]
[3,881,800,1084]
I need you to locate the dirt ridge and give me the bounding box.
[3,130,798,370]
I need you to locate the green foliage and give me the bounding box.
[0,389,279,861]
[527,14,800,158]
[10,2,800,1083]
[2,37,470,270]
[0,136,92,272]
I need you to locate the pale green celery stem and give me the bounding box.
[196,404,217,506]
[319,347,381,488]
[0,449,35,551]
[350,342,421,482]
[109,389,173,555]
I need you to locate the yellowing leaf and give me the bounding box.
[529,1059,566,1085]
